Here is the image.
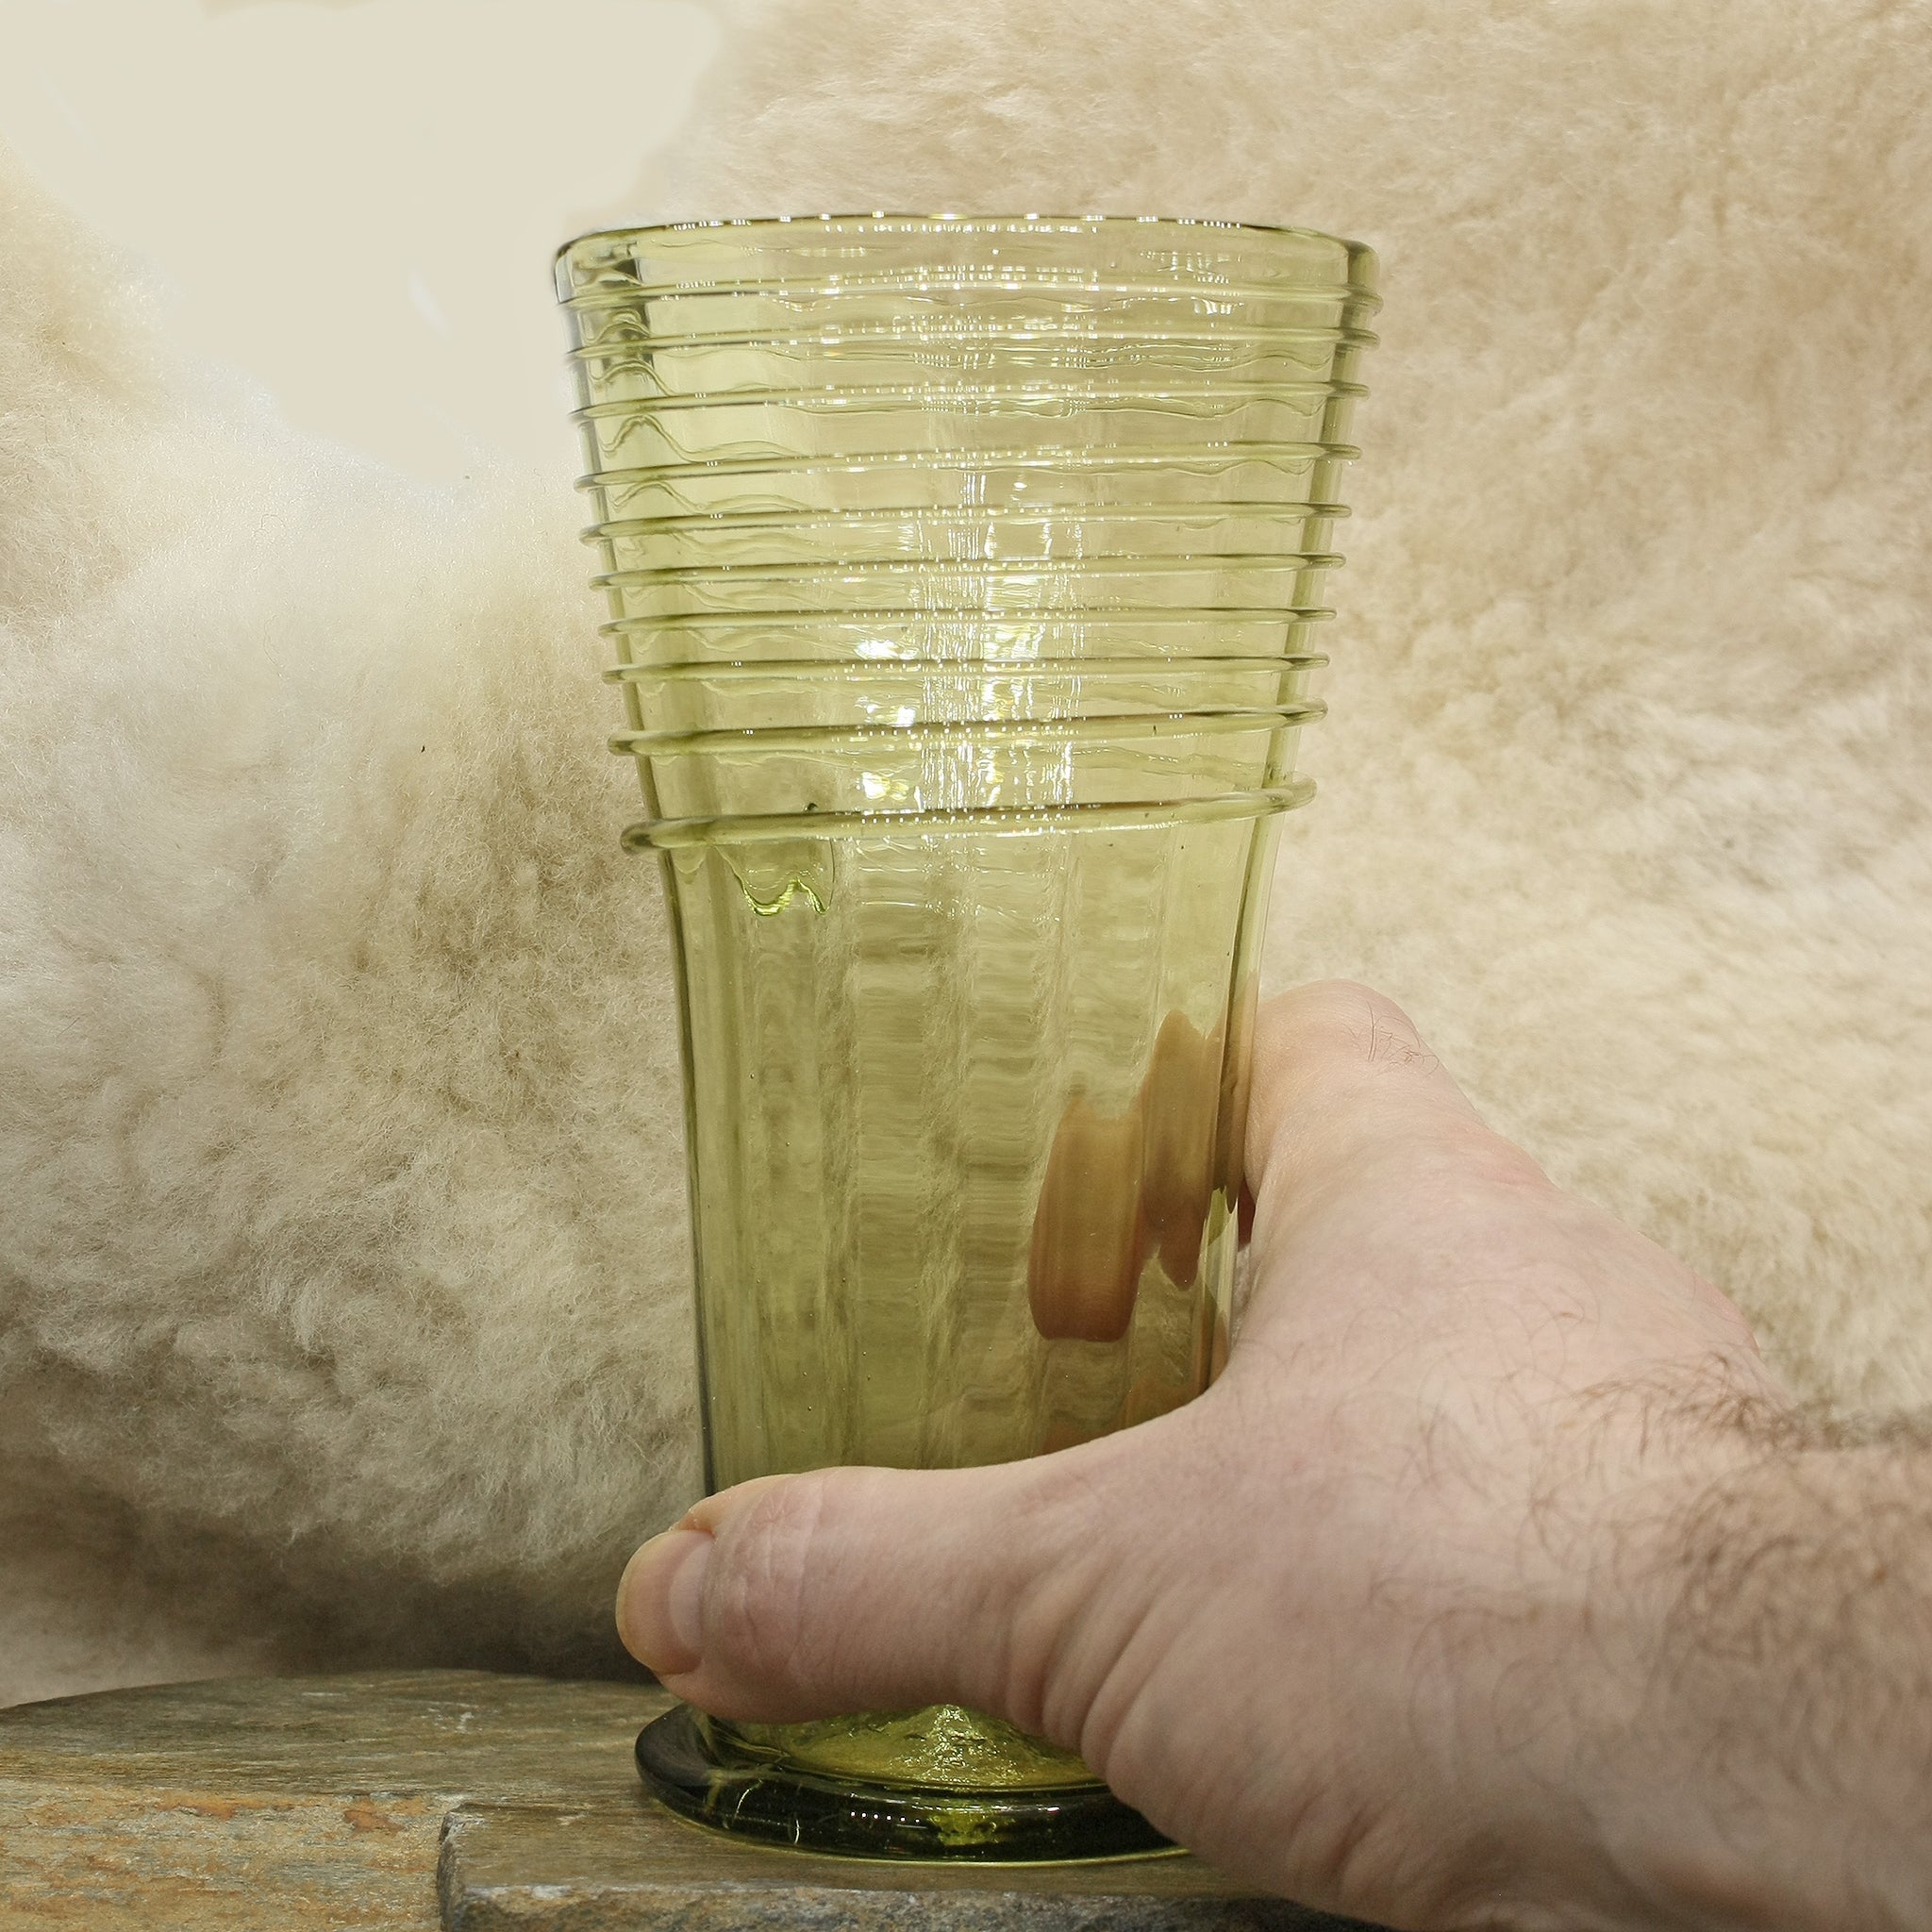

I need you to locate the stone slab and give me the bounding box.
[438,1798,1374,1931]
[0,1669,660,1931]
[0,1671,1385,1932]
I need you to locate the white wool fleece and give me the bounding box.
[0,155,696,1699]
[4,0,1932,1702]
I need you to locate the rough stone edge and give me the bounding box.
[436,1803,1361,1931]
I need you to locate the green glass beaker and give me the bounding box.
[556,214,1378,1859]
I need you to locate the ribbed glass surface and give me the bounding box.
[558,215,1376,1836]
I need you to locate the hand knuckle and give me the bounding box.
[711,1475,829,1685]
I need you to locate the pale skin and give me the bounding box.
[616,982,1932,1931]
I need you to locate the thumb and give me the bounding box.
[615,1452,1120,1734]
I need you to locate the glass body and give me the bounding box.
[556,214,1377,1857]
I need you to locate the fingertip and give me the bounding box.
[616,1525,712,1677]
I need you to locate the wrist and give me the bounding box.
[1565,1423,1931,1931]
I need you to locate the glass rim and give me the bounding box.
[557,209,1376,277]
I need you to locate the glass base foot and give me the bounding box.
[635,1704,1174,1861]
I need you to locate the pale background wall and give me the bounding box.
[0,0,719,484]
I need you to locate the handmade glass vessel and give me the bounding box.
[555,214,1378,1858]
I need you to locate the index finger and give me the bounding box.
[1244,979,1493,1208]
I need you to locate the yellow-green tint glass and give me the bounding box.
[557,214,1375,1849]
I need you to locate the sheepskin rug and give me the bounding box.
[4,0,1930,1706]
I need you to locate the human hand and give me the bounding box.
[616,984,1914,1930]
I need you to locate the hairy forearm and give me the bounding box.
[1599,1420,1932,1930]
